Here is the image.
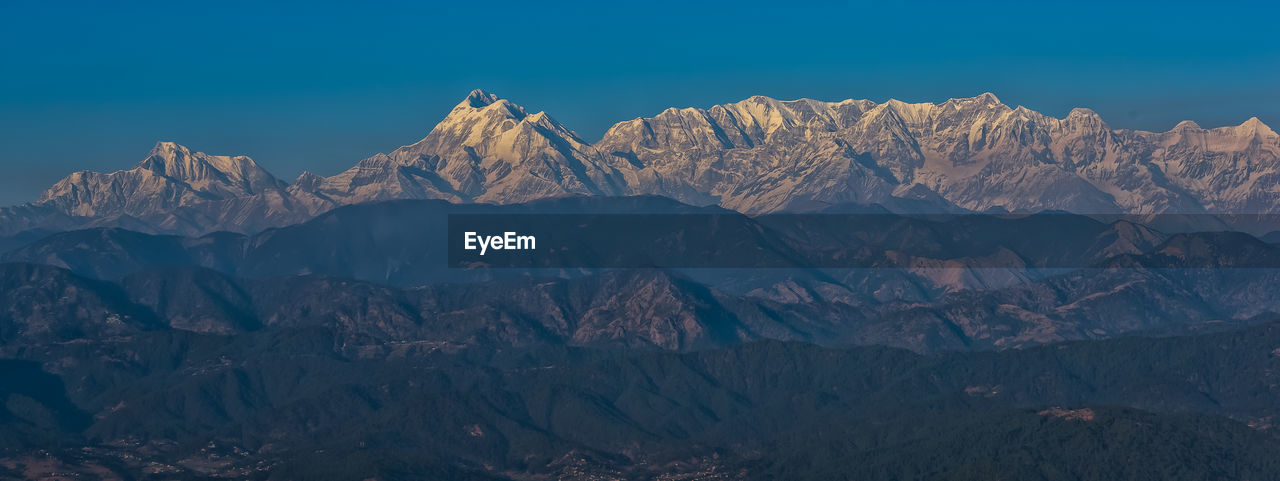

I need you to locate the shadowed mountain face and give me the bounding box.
[6,197,1280,354]
[291,90,1280,216]
[10,196,1271,285]
[4,90,1280,238]
[0,263,162,345]
[5,261,1280,357]
[5,311,1280,479]
[1,197,738,284]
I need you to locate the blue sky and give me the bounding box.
[1,0,1277,205]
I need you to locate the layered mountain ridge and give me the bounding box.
[4,89,1279,237]
[7,92,1280,480]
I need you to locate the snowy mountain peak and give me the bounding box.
[1066,107,1100,119]
[463,88,501,108]
[879,98,935,125]
[148,140,185,156]
[305,89,618,206]
[444,90,530,124]
[141,140,198,171]
[133,141,281,192]
[293,171,324,191]
[1238,117,1277,138]
[1062,108,1108,131]
[973,92,1001,105]
[10,89,1280,238]
[940,92,1004,109]
[31,142,286,219]
[139,141,226,175]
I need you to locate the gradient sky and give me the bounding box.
[1,0,1278,206]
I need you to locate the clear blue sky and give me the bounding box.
[2,0,1277,205]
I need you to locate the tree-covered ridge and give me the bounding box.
[3,318,1280,479]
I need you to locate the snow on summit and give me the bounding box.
[34,141,287,218]
[7,89,1280,237]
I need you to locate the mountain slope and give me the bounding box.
[0,141,325,238]
[599,93,1280,214]
[37,141,287,218]
[5,90,1280,239]
[303,89,629,205]
[8,322,1280,479]
[0,263,161,345]
[303,89,1280,216]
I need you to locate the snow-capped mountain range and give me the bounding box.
[3,89,1279,236]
